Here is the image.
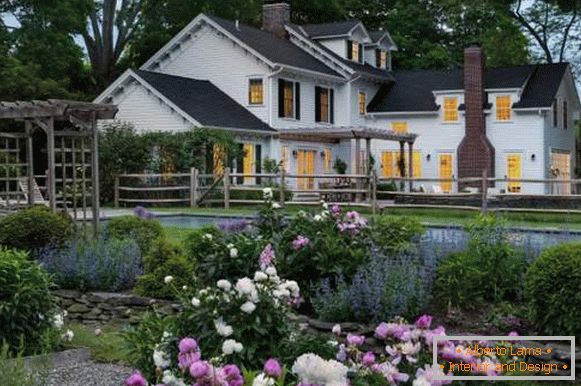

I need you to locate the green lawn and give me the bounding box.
[65,323,130,364]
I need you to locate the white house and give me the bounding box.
[95,1,581,195]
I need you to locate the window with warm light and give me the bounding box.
[324,148,332,172]
[496,96,512,121]
[248,79,263,105]
[352,42,360,62]
[443,97,458,122]
[359,92,366,115]
[315,86,334,123]
[380,51,387,69]
[284,82,294,118]
[391,122,408,134]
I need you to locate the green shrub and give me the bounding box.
[106,215,164,255]
[525,243,581,339]
[134,238,195,299]
[0,248,59,355]
[371,215,425,253]
[0,206,73,251]
[433,215,526,309]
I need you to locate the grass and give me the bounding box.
[65,323,130,364]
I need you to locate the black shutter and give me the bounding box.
[315,86,321,122]
[358,43,363,63]
[376,49,381,67]
[278,79,285,118]
[330,89,335,124]
[236,143,244,184]
[347,40,353,60]
[255,145,262,185]
[295,82,301,120]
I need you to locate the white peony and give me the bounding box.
[322,202,329,209]
[240,301,257,314]
[62,329,74,342]
[214,318,234,337]
[153,347,171,369]
[227,243,235,249]
[162,370,187,386]
[217,279,232,291]
[332,324,341,336]
[291,354,348,386]
[263,187,273,199]
[235,277,256,296]
[313,215,323,222]
[53,313,64,330]
[191,297,201,307]
[252,373,275,386]
[230,248,239,258]
[272,202,281,209]
[265,266,277,277]
[254,271,268,282]
[222,339,243,355]
[164,276,174,284]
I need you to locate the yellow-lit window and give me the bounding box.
[381,151,421,177]
[496,96,512,121]
[443,97,458,122]
[358,92,366,115]
[213,144,225,176]
[248,79,263,105]
[352,42,360,62]
[324,148,332,172]
[281,146,289,172]
[284,82,294,118]
[319,88,329,122]
[380,51,388,69]
[391,122,408,134]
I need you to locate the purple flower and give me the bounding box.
[178,337,198,353]
[220,364,243,386]
[292,235,310,250]
[264,358,283,378]
[346,333,365,346]
[362,351,376,366]
[133,206,154,220]
[259,244,275,268]
[190,360,210,378]
[336,344,347,362]
[125,371,148,386]
[415,314,433,329]
[374,323,390,339]
[374,323,410,341]
[330,204,341,216]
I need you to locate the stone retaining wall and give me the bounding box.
[54,290,180,325]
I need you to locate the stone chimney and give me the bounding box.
[457,45,495,188]
[262,1,290,38]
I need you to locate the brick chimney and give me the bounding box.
[262,1,290,38]
[457,45,495,188]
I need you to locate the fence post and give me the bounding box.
[190,167,198,208]
[114,175,120,208]
[224,167,230,209]
[371,169,377,216]
[481,168,488,214]
[279,168,285,206]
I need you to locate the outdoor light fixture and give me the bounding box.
[320,151,326,158]
[292,150,298,158]
[426,154,431,161]
[531,154,536,161]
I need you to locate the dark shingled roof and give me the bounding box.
[207,16,342,78]
[302,20,361,38]
[368,31,388,43]
[368,63,569,113]
[135,70,276,132]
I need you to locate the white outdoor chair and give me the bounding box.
[18,178,49,206]
[431,185,443,194]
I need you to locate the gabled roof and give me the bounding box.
[302,20,363,38]
[206,15,343,79]
[367,63,571,113]
[135,71,276,132]
[369,31,388,43]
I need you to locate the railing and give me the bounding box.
[114,168,581,214]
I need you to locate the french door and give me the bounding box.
[297,150,315,190]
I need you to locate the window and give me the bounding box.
[324,148,332,172]
[347,40,362,63]
[248,79,263,105]
[376,49,388,69]
[381,151,421,178]
[563,100,568,130]
[496,95,512,121]
[278,79,300,119]
[281,146,289,172]
[352,41,360,62]
[553,99,559,127]
[315,86,334,123]
[359,92,366,115]
[391,122,408,134]
[443,97,459,122]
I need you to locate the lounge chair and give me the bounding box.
[18,178,48,206]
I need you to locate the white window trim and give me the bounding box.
[442,96,460,123]
[248,77,265,107]
[316,85,333,124]
[494,95,513,123]
[281,79,298,120]
[359,90,367,115]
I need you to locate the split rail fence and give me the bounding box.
[114,168,581,214]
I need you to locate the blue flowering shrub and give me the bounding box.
[38,236,143,292]
[0,248,73,355]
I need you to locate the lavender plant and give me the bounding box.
[38,236,143,292]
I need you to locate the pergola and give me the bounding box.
[279,126,419,180]
[0,99,118,233]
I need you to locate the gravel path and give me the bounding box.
[46,360,132,386]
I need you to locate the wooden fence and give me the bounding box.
[114,168,581,214]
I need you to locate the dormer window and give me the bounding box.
[347,40,362,63]
[376,49,388,69]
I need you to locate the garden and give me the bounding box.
[0,189,579,385]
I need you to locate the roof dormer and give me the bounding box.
[364,31,398,70]
[301,20,371,63]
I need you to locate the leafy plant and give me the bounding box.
[106,215,164,255]
[0,248,59,355]
[0,344,49,386]
[525,243,581,339]
[371,215,425,253]
[38,236,143,292]
[0,206,73,252]
[333,158,347,174]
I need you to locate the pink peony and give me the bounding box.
[362,351,376,366]
[178,337,198,353]
[125,371,148,386]
[259,244,275,268]
[346,333,365,346]
[220,364,243,386]
[414,314,433,329]
[292,235,310,250]
[190,360,210,378]
[264,358,283,378]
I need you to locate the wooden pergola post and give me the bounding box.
[91,111,100,235]
[399,141,405,191]
[408,141,414,192]
[25,121,34,206]
[354,138,361,202]
[47,117,56,211]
